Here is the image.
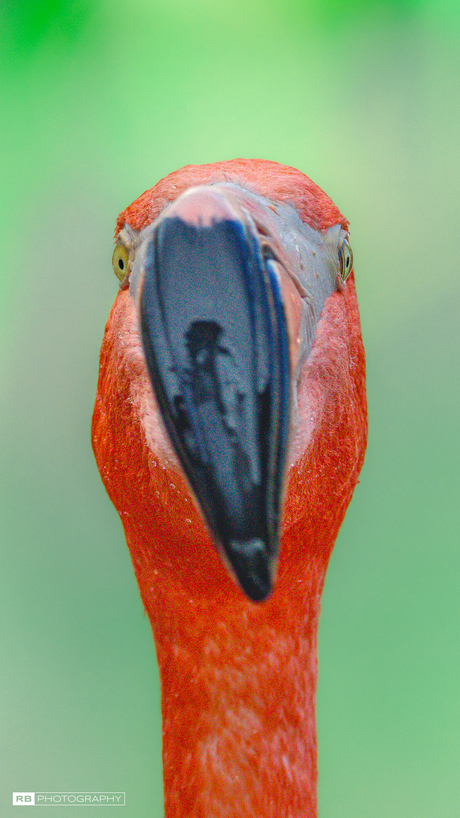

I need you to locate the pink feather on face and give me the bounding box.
[115,158,348,236]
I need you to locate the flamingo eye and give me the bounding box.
[112,242,130,285]
[338,236,353,284]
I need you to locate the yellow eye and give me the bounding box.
[112,242,130,284]
[339,236,353,284]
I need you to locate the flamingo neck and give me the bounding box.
[127,522,326,818]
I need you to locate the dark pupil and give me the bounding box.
[118,258,125,270]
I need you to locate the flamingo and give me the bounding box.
[92,159,367,818]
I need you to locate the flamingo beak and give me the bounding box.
[137,186,291,601]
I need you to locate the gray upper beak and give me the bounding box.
[138,186,290,601]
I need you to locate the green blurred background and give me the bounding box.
[1,0,459,815]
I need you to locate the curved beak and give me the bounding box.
[137,186,291,601]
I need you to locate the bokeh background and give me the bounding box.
[1,0,459,815]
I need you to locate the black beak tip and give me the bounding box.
[227,538,274,602]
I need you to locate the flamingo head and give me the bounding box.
[92,160,367,605]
